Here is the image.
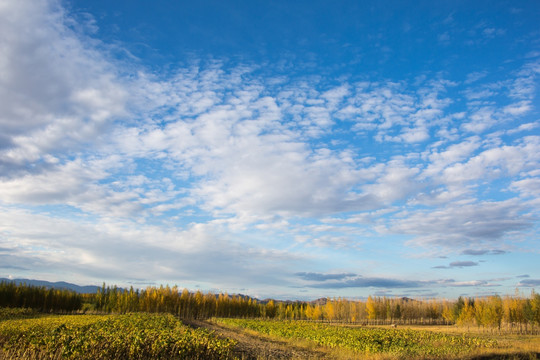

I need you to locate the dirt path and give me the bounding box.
[183,319,329,360]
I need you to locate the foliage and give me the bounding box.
[0,281,82,312]
[216,318,498,358]
[89,284,262,319]
[0,313,236,359]
[0,307,41,321]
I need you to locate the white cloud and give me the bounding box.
[503,101,532,116]
[392,200,532,248]
[440,280,489,287]
[399,126,430,143]
[511,178,540,198]
[0,158,110,204]
[422,136,481,177]
[461,107,496,133]
[0,0,127,172]
[464,71,488,84]
[0,206,307,290]
[460,61,539,134]
[361,161,421,204]
[192,141,369,218]
[463,88,496,100]
[509,62,540,100]
[507,122,539,135]
[227,78,454,149]
[440,136,540,184]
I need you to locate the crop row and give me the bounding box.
[216,318,498,357]
[0,313,236,359]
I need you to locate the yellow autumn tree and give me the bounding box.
[366,296,377,320]
[265,299,277,318]
[305,303,314,319]
[324,299,336,321]
[312,305,322,320]
[457,298,476,329]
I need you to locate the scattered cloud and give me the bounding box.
[461,249,507,256]
[449,261,478,267]
[433,261,479,269]
[295,272,356,282]
[507,122,540,135]
[301,275,506,289]
[437,278,503,287]
[305,276,424,289]
[465,71,488,84]
[445,280,490,287]
[481,27,506,38]
[518,279,540,287]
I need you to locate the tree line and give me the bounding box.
[0,281,82,312]
[2,281,539,333]
[88,284,261,319]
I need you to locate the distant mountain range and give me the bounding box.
[0,278,100,293]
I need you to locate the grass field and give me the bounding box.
[1,308,539,359]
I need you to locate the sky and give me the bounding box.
[0,0,539,300]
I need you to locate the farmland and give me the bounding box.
[0,312,236,360]
[216,318,499,355]
[1,310,539,359]
[1,282,540,359]
[212,318,510,359]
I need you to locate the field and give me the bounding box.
[1,309,539,360]
[210,318,540,359]
[0,311,236,359]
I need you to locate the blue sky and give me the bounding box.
[0,0,539,300]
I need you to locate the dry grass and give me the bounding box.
[345,324,540,360]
